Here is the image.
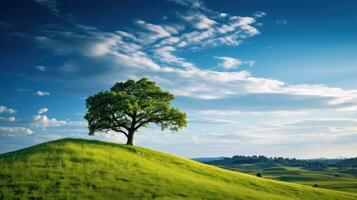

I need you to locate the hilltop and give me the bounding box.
[0,139,356,199]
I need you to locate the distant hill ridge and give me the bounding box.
[205,155,357,171]
[200,155,357,193]
[0,138,356,199]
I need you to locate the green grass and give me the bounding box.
[1,139,356,199]
[212,164,357,193]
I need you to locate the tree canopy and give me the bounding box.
[84,78,187,145]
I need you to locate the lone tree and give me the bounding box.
[84,78,187,145]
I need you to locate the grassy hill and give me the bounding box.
[206,156,357,193]
[214,164,357,194]
[0,139,356,199]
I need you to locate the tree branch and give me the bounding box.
[124,111,133,118]
[136,109,161,124]
[112,127,128,137]
[110,112,130,131]
[134,119,152,131]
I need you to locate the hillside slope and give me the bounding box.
[206,156,357,193]
[0,139,356,199]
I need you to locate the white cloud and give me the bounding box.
[89,35,120,56]
[253,11,266,18]
[36,90,50,96]
[34,65,47,71]
[136,20,173,41]
[215,56,243,69]
[215,56,256,69]
[111,51,161,71]
[0,117,16,122]
[0,126,33,135]
[217,17,256,34]
[33,108,66,128]
[183,13,216,30]
[38,108,48,114]
[155,37,181,47]
[338,105,357,112]
[219,13,228,18]
[197,109,310,117]
[240,24,260,36]
[0,106,16,114]
[154,46,194,68]
[155,46,179,63]
[33,115,67,128]
[181,28,215,45]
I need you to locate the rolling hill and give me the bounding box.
[205,155,357,193]
[0,139,356,199]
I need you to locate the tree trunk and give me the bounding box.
[126,131,134,145]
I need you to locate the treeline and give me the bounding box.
[209,155,357,171]
[333,157,357,168]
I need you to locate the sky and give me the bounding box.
[1,0,357,159]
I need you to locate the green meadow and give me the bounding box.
[0,138,356,199]
[214,164,357,193]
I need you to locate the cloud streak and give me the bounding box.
[0,126,33,135]
[0,106,16,114]
[33,108,67,128]
[0,117,16,122]
[215,56,255,69]
[34,65,47,72]
[36,90,50,96]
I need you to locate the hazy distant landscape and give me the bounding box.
[197,155,357,193]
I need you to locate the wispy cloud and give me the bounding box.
[182,13,216,30]
[0,106,16,114]
[33,108,67,128]
[38,108,48,114]
[0,117,16,122]
[135,20,175,42]
[36,90,50,96]
[197,109,310,117]
[253,11,266,18]
[0,126,33,135]
[34,65,47,72]
[215,56,255,69]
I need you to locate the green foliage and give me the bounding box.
[85,78,186,145]
[1,139,356,199]
[210,155,329,171]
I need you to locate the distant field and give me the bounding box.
[1,139,356,199]
[209,163,357,193]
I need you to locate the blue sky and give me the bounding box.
[1,0,357,158]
